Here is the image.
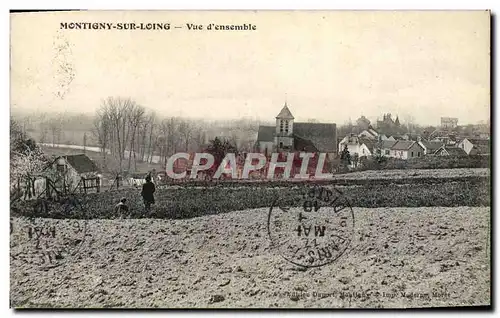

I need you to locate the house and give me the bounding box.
[338,134,359,154]
[338,135,374,158]
[256,103,337,157]
[375,140,424,159]
[358,127,379,139]
[375,140,397,157]
[434,146,467,156]
[428,130,458,146]
[50,154,101,192]
[441,117,458,130]
[389,140,425,159]
[457,138,490,155]
[418,140,443,155]
[360,138,376,157]
[478,132,490,139]
[400,133,421,141]
[431,135,454,145]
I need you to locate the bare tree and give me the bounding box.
[48,115,63,146]
[403,114,416,135]
[126,104,146,171]
[93,104,111,162]
[95,96,138,171]
[137,112,155,163]
[146,113,157,163]
[178,119,193,152]
[193,127,207,151]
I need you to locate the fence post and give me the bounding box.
[82,177,87,194]
[97,177,100,193]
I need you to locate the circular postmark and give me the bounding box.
[10,196,88,269]
[267,185,355,268]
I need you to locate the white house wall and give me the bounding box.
[359,143,372,157]
[338,136,349,153]
[347,144,362,156]
[458,139,474,155]
[390,150,408,159]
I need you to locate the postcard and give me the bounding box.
[9,10,491,309]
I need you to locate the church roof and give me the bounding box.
[276,103,294,119]
[293,122,337,153]
[293,135,319,152]
[256,126,275,142]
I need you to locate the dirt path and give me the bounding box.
[11,207,490,308]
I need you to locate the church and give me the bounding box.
[255,103,337,157]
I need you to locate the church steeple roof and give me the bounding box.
[276,102,294,119]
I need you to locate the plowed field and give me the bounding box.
[10,206,490,308]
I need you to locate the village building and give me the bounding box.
[434,146,467,156]
[49,154,101,193]
[389,140,425,159]
[418,140,444,155]
[457,138,491,155]
[255,103,337,157]
[338,134,374,158]
[358,127,380,140]
[441,117,459,130]
[375,140,424,159]
[375,140,397,157]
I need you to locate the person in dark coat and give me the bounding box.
[141,175,156,212]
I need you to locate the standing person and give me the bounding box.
[141,174,156,212]
[114,197,129,219]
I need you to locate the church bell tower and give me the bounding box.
[275,102,295,151]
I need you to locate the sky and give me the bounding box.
[10,10,490,126]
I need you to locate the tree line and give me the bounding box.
[91,97,261,173]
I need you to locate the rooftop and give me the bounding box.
[61,154,100,174]
[275,103,295,119]
[391,140,417,151]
